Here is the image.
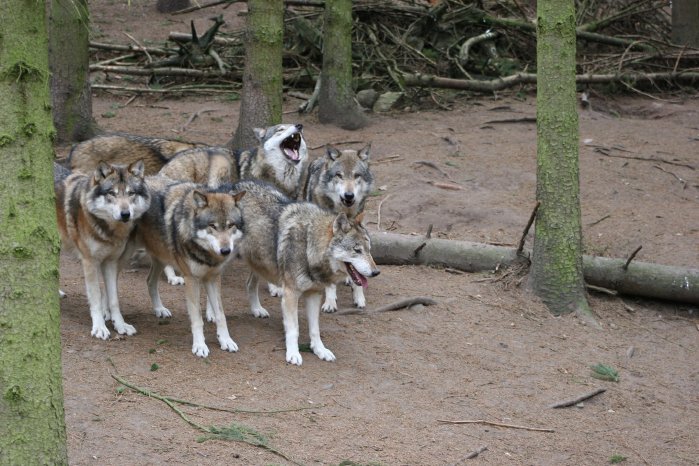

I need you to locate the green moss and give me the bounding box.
[4,385,23,402]
[0,134,14,147]
[12,245,33,259]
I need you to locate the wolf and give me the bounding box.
[235,123,309,199]
[55,159,150,339]
[129,176,246,357]
[302,144,375,313]
[230,180,380,365]
[67,133,202,175]
[159,146,236,188]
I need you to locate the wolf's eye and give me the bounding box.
[106,190,116,197]
[208,223,217,230]
[353,247,362,254]
[334,173,343,179]
[354,173,362,180]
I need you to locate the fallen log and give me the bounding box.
[403,71,699,93]
[370,232,699,305]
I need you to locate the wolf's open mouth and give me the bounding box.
[281,132,302,164]
[345,262,368,289]
[341,198,355,207]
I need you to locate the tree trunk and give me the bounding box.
[48,0,97,143]
[0,1,68,463]
[672,0,699,47]
[229,0,283,150]
[317,0,367,130]
[530,0,591,317]
[369,232,699,305]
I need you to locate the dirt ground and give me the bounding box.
[58,2,698,465]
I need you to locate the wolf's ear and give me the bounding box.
[326,145,341,161]
[129,159,145,178]
[357,144,371,162]
[253,128,266,142]
[232,190,246,203]
[94,161,113,181]
[332,212,351,235]
[192,190,208,209]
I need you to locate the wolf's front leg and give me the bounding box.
[185,279,208,357]
[81,258,109,340]
[306,291,336,362]
[204,278,238,352]
[164,265,184,286]
[147,260,172,318]
[350,281,366,309]
[102,259,136,336]
[321,283,338,313]
[281,287,302,365]
[246,273,269,318]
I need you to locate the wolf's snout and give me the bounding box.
[295,123,303,131]
[120,211,131,222]
[343,192,355,201]
[220,247,232,256]
[370,269,380,277]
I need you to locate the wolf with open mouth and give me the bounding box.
[234,123,309,199]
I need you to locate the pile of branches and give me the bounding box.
[90,0,699,98]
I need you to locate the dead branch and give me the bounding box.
[336,296,437,316]
[168,32,241,46]
[623,245,643,270]
[459,30,499,65]
[90,41,171,55]
[653,164,688,187]
[178,108,216,133]
[549,388,607,409]
[437,419,554,433]
[591,147,695,170]
[516,201,540,255]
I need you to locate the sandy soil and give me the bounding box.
[59,2,698,465]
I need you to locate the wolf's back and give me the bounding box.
[68,133,201,176]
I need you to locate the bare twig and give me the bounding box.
[653,164,687,188]
[463,445,488,460]
[549,388,607,408]
[123,32,153,64]
[623,245,643,270]
[336,297,437,316]
[592,148,695,170]
[459,30,499,65]
[516,201,540,255]
[437,419,554,433]
[414,160,451,179]
[376,193,391,231]
[178,108,216,133]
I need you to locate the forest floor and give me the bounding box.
[58,1,698,464]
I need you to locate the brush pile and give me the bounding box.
[90,0,699,100]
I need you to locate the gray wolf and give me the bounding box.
[129,176,246,357]
[67,133,202,175]
[230,180,380,365]
[235,123,309,198]
[55,159,150,339]
[159,146,236,188]
[303,144,375,313]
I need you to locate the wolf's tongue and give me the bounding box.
[346,263,369,289]
[284,147,299,160]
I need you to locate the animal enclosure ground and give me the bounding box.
[59,2,698,464]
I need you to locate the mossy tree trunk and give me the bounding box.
[0,1,68,463]
[672,0,699,47]
[530,0,592,318]
[318,0,367,130]
[230,0,283,150]
[48,0,97,143]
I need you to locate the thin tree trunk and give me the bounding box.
[672,0,699,47]
[530,0,591,317]
[48,0,97,142]
[0,1,68,463]
[317,0,367,130]
[229,0,283,150]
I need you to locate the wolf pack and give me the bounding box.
[55,124,379,365]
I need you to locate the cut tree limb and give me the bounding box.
[370,232,699,305]
[403,72,699,93]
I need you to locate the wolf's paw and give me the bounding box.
[312,345,336,362]
[91,325,110,340]
[267,283,283,297]
[286,351,303,366]
[59,290,67,299]
[352,294,366,309]
[154,306,172,318]
[115,322,137,336]
[219,337,239,353]
[192,343,210,358]
[167,275,184,286]
[252,306,270,319]
[321,301,338,313]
